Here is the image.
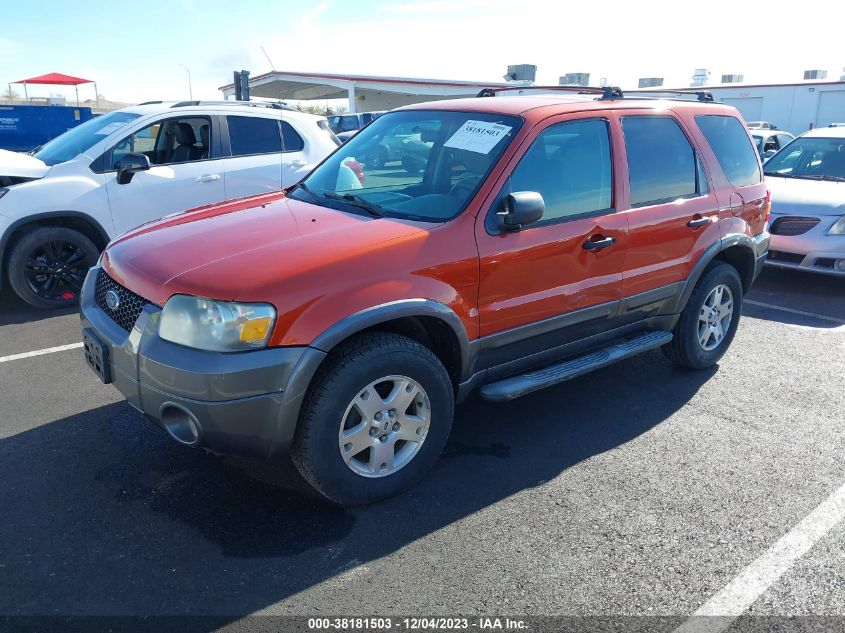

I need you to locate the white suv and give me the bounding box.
[0,101,339,308]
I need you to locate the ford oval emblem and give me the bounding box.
[105,290,121,311]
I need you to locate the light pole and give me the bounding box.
[178,64,193,101]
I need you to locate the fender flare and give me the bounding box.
[670,234,757,313]
[310,298,473,381]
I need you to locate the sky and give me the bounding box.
[3,0,844,105]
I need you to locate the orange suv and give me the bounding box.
[80,87,770,504]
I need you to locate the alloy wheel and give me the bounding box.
[23,240,90,302]
[338,375,431,478]
[698,283,734,351]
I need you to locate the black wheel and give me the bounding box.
[663,262,743,369]
[7,226,99,309]
[366,145,388,169]
[292,332,454,505]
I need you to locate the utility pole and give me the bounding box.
[179,64,193,101]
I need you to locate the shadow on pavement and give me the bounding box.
[0,351,715,618]
[747,267,845,327]
[0,286,76,326]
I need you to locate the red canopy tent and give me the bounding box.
[11,72,97,107]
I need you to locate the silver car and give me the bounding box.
[763,126,845,276]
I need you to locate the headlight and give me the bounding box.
[159,295,276,352]
[827,216,845,235]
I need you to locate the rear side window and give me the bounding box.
[281,121,304,152]
[696,115,761,187]
[228,116,281,156]
[621,116,697,206]
[510,118,613,222]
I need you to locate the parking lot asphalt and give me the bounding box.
[1,267,843,626]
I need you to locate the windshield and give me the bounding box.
[764,136,845,180]
[291,110,522,222]
[34,111,141,166]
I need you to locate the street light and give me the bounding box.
[178,64,193,101]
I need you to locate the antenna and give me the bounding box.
[261,46,276,72]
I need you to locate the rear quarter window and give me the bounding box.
[695,115,761,187]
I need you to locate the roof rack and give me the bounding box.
[476,85,623,99]
[476,85,714,103]
[170,100,299,111]
[624,89,715,102]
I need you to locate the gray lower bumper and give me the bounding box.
[79,267,325,458]
[752,231,771,283]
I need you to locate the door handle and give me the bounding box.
[288,159,307,167]
[582,235,615,250]
[687,216,711,228]
[196,174,221,183]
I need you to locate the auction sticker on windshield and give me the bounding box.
[444,120,512,154]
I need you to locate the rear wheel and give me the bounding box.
[8,226,98,309]
[292,332,454,505]
[663,261,743,369]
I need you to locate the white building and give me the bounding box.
[683,80,845,135]
[219,70,511,113]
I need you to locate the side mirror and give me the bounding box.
[497,191,544,231]
[116,153,151,185]
[763,149,777,161]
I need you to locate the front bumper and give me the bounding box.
[765,214,845,276]
[79,267,326,458]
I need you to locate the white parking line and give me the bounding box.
[674,479,845,633]
[0,342,84,364]
[745,299,845,326]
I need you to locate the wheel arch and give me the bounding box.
[672,234,757,313]
[1,211,110,288]
[310,299,472,390]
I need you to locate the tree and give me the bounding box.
[2,86,19,101]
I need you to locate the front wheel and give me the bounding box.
[663,261,743,369]
[292,332,454,505]
[7,226,99,309]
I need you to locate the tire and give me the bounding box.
[663,261,743,370]
[8,226,99,309]
[292,332,454,505]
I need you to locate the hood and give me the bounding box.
[766,175,845,217]
[102,192,429,306]
[0,148,49,179]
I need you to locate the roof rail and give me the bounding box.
[624,89,715,102]
[137,100,165,105]
[170,100,299,111]
[476,85,716,103]
[476,85,623,99]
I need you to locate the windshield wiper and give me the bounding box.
[288,181,320,201]
[322,192,384,218]
[801,175,845,182]
[764,172,845,182]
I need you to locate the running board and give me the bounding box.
[479,331,673,402]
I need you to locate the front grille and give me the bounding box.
[94,269,150,332]
[769,216,820,236]
[767,250,805,264]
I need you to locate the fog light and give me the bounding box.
[835,259,845,272]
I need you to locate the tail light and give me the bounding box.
[763,190,771,224]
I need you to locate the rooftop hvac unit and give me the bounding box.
[721,74,744,84]
[638,77,664,88]
[559,72,590,86]
[691,68,710,87]
[803,69,827,80]
[504,64,536,83]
